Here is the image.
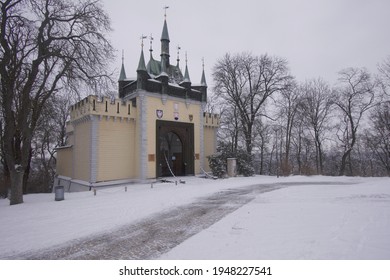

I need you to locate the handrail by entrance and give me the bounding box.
[164,151,177,179]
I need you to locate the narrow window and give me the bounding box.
[105,101,108,112]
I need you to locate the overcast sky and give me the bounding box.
[102,0,390,88]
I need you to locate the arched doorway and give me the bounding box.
[156,120,194,178]
[160,132,183,176]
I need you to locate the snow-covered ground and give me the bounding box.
[0,175,389,259]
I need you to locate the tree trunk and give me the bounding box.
[318,141,324,175]
[233,127,238,154]
[339,148,352,176]
[259,140,264,175]
[9,168,24,205]
[269,144,275,175]
[348,152,353,176]
[22,149,32,194]
[314,141,320,174]
[296,130,302,175]
[244,124,253,154]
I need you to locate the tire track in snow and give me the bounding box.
[10,184,280,259]
[6,181,346,260]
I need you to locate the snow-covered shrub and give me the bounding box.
[207,154,227,178]
[208,142,255,177]
[236,152,255,176]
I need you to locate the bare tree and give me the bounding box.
[290,110,310,175]
[276,82,300,175]
[299,78,333,174]
[213,52,292,154]
[29,94,73,192]
[333,68,376,176]
[252,117,271,175]
[0,0,114,205]
[218,103,241,154]
[378,56,390,97]
[364,101,390,176]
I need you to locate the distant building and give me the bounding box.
[55,16,219,190]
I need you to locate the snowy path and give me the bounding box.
[2,176,388,260]
[5,184,285,259]
[162,179,390,259]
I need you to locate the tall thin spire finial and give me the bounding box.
[119,49,127,81]
[201,57,207,86]
[163,6,169,18]
[177,45,181,65]
[149,34,154,52]
[140,34,147,48]
[183,51,191,83]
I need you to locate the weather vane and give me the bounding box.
[149,34,154,51]
[177,45,181,62]
[163,6,169,18]
[140,34,147,48]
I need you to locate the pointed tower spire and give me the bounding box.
[137,35,149,90]
[161,6,170,41]
[137,35,147,72]
[180,52,191,89]
[147,34,161,76]
[161,7,170,68]
[137,49,147,72]
[201,57,207,86]
[183,52,191,83]
[199,57,208,102]
[161,19,170,42]
[119,50,127,81]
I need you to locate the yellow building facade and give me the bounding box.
[55,18,218,190]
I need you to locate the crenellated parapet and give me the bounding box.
[70,95,137,122]
[203,112,220,127]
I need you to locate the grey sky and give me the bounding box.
[103,0,390,88]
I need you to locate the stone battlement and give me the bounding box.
[69,95,219,127]
[203,112,220,127]
[70,95,136,121]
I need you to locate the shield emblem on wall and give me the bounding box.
[156,109,163,119]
